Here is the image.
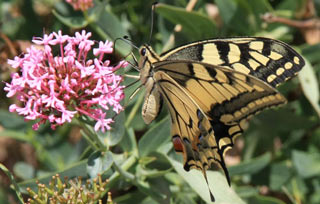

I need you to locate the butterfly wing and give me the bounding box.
[159,37,305,87]
[153,61,286,191]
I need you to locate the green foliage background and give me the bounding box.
[1,0,320,203]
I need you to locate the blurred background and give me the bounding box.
[1,0,320,203]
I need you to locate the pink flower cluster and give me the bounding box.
[65,0,93,11]
[4,30,127,132]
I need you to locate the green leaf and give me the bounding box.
[0,130,30,142]
[13,162,34,180]
[215,0,236,22]
[301,44,320,65]
[0,110,26,129]
[147,177,171,203]
[156,4,217,41]
[93,1,131,56]
[236,186,259,198]
[18,160,88,193]
[120,128,137,153]
[215,0,253,34]
[253,108,314,132]
[137,152,172,178]
[228,152,271,176]
[52,10,89,29]
[0,163,24,203]
[136,180,166,201]
[247,195,286,204]
[113,191,147,204]
[138,117,171,157]
[87,151,113,178]
[292,150,320,178]
[298,58,320,117]
[269,161,293,190]
[102,111,125,147]
[247,0,272,20]
[168,157,245,203]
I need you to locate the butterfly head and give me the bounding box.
[138,45,160,85]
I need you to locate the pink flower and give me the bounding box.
[4,30,127,132]
[65,0,93,11]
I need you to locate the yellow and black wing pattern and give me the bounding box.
[139,37,305,201]
[153,61,287,200]
[159,37,305,87]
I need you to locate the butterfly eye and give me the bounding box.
[140,48,147,56]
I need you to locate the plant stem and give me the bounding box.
[125,93,144,128]
[104,154,137,192]
[0,163,24,204]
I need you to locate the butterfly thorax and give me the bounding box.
[138,45,163,124]
[138,45,161,84]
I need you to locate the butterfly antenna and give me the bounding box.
[113,36,140,71]
[124,78,140,88]
[113,84,142,122]
[148,2,158,44]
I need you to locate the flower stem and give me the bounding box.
[0,163,24,203]
[104,154,137,192]
[125,93,144,128]
[112,160,135,181]
[78,119,106,151]
[80,129,100,151]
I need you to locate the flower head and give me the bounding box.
[25,174,113,204]
[65,0,93,11]
[4,30,127,132]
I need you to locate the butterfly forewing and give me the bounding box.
[158,37,305,87]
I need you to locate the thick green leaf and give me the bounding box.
[87,151,113,178]
[236,186,259,198]
[156,4,217,41]
[0,130,30,142]
[215,0,255,34]
[52,10,88,29]
[301,44,320,65]
[269,161,293,190]
[138,117,171,157]
[0,163,24,203]
[228,152,271,176]
[147,177,171,203]
[102,111,125,147]
[252,108,314,132]
[215,0,237,25]
[247,0,273,20]
[168,157,245,203]
[136,180,166,201]
[0,110,26,129]
[247,195,286,204]
[120,128,137,153]
[18,160,88,193]
[298,58,320,117]
[137,152,172,179]
[13,162,34,180]
[113,191,147,203]
[94,2,131,56]
[141,197,159,204]
[292,150,320,178]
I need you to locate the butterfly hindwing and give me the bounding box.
[158,37,305,87]
[153,61,286,188]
